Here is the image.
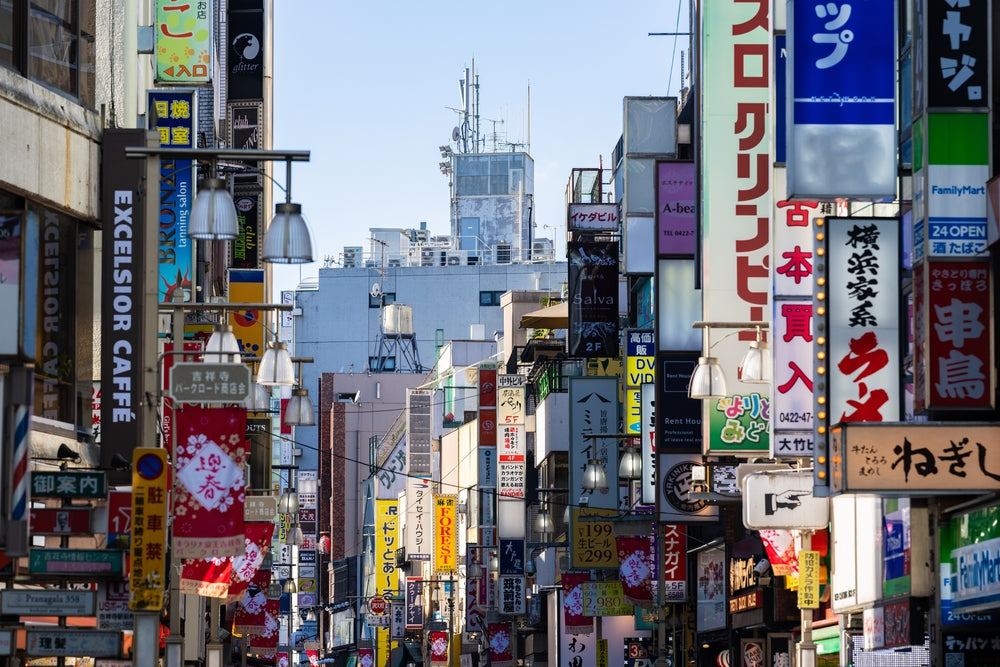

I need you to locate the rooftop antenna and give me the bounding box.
[472,58,480,153]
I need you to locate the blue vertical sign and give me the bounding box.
[774,34,787,164]
[147,90,195,302]
[788,0,896,199]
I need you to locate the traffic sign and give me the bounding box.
[168,362,251,403]
[368,595,387,615]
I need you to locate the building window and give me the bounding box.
[1,0,95,108]
[369,356,396,372]
[369,292,396,308]
[479,291,503,307]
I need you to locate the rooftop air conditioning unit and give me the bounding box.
[388,258,401,267]
[495,243,512,264]
[420,248,435,267]
[342,246,362,268]
[446,251,463,266]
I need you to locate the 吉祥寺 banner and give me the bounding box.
[173,406,247,559]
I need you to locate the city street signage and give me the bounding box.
[569,507,618,570]
[2,589,96,616]
[31,471,106,498]
[130,448,168,611]
[365,613,390,627]
[830,422,1000,493]
[168,362,251,403]
[244,495,276,522]
[582,581,632,616]
[367,595,387,615]
[742,471,829,530]
[97,581,132,631]
[30,507,92,535]
[29,549,125,577]
[390,602,405,640]
[0,630,11,656]
[26,629,122,657]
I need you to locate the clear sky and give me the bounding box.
[270,1,690,297]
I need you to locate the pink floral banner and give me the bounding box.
[429,631,449,664]
[759,529,797,577]
[305,650,319,667]
[488,622,514,667]
[180,557,232,598]
[616,535,655,608]
[561,572,593,635]
[227,521,275,602]
[358,648,374,667]
[246,598,280,653]
[234,569,274,637]
[173,406,247,559]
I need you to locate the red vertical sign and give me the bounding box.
[914,260,993,411]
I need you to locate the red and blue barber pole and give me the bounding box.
[11,404,29,524]
[6,366,34,556]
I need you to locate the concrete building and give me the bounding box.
[290,261,566,457]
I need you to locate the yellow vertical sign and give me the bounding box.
[375,500,399,667]
[130,448,169,611]
[228,269,266,359]
[798,550,820,609]
[375,501,399,594]
[435,495,457,574]
[597,638,608,667]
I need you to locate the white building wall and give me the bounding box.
[293,262,566,459]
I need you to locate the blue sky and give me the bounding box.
[270,1,690,297]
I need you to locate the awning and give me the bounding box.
[390,641,423,667]
[519,302,568,329]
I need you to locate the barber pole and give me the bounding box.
[12,404,30,523]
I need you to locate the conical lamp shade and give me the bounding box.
[618,446,642,480]
[263,203,313,264]
[284,388,316,426]
[205,324,241,363]
[190,179,239,240]
[688,356,728,399]
[257,342,294,386]
[582,459,608,491]
[739,341,772,383]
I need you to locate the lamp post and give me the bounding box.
[122,137,312,667]
[420,577,455,667]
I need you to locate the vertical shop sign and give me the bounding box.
[788,0,895,198]
[497,375,526,498]
[913,260,993,412]
[406,389,432,476]
[568,241,619,357]
[147,89,194,303]
[154,0,211,83]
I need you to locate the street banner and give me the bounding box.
[173,406,247,558]
[227,522,275,603]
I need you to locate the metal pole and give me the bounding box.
[162,294,187,667]
[653,455,668,667]
[134,130,164,667]
[448,575,455,667]
[797,530,816,667]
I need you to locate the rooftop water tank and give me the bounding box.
[383,303,414,335]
